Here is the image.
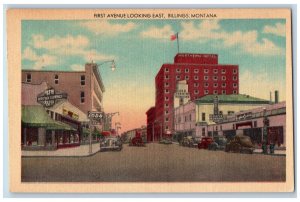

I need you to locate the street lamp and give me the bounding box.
[88,60,117,154]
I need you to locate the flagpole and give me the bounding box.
[177,32,179,53]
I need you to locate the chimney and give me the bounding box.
[275,90,279,104]
[269,91,272,104]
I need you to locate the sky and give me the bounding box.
[21,19,286,133]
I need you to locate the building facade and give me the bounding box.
[174,94,270,140]
[22,62,105,115]
[153,53,239,139]
[146,107,156,142]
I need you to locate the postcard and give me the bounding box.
[7,8,294,193]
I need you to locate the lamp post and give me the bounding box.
[89,60,116,154]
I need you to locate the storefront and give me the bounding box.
[21,105,76,150]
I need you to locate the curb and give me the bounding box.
[21,149,101,158]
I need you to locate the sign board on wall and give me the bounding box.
[37,88,67,107]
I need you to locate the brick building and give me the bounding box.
[148,53,239,141]
[21,62,105,115]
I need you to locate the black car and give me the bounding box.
[100,136,123,152]
[208,136,227,151]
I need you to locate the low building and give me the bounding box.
[174,94,270,140]
[207,102,286,147]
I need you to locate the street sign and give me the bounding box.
[37,88,67,107]
[209,114,224,122]
[88,111,104,125]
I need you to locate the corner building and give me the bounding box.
[154,53,239,138]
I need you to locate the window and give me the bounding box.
[80,91,85,103]
[165,96,169,101]
[81,75,85,85]
[213,83,218,88]
[233,124,235,129]
[222,69,226,74]
[213,69,218,74]
[165,117,169,122]
[165,74,169,79]
[185,68,189,73]
[233,76,237,81]
[220,125,222,130]
[222,83,226,88]
[222,76,226,81]
[165,89,169,93]
[228,111,235,115]
[176,68,181,73]
[176,75,181,80]
[254,121,257,128]
[189,114,192,121]
[194,69,199,73]
[194,76,199,80]
[222,90,226,94]
[204,76,209,80]
[213,76,218,80]
[165,68,169,72]
[185,76,189,80]
[165,82,169,87]
[165,110,169,114]
[204,83,209,87]
[233,90,237,94]
[26,74,31,83]
[194,90,199,94]
[54,74,59,84]
[204,90,209,94]
[233,69,237,74]
[165,103,169,108]
[204,69,209,73]
[202,113,205,121]
[165,126,169,130]
[216,126,218,131]
[214,90,218,94]
[202,128,206,136]
[233,83,238,88]
[194,83,199,87]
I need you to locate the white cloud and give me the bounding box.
[80,20,136,36]
[27,34,116,63]
[179,20,284,56]
[263,23,285,37]
[239,70,286,101]
[70,64,85,71]
[22,47,57,70]
[140,25,174,39]
[32,34,90,50]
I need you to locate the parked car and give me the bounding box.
[198,137,213,149]
[129,136,145,147]
[208,136,228,151]
[180,136,198,148]
[159,138,173,144]
[100,136,123,152]
[225,134,255,154]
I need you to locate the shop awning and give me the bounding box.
[22,105,76,131]
[46,121,76,131]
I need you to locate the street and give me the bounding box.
[22,143,286,182]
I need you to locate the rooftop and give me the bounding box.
[195,94,270,104]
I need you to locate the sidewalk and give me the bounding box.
[253,149,286,156]
[22,143,100,157]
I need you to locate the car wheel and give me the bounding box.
[232,143,241,153]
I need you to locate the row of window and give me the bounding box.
[164,90,238,100]
[164,82,238,89]
[165,74,237,81]
[165,82,238,88]
[26,74,86,85]
[165,68,238,74]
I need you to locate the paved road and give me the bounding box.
[22,143,285,182]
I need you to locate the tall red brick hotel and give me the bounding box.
[146,53,239,141]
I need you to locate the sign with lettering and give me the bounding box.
[37,88,67,107]
[209,114,224,122]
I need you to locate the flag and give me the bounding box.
[170,33,178,41]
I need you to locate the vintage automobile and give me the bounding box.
[198,137,213,149]
[225,134,255,154]
[208,136,228,151]
[100,136,123,152]
[159,138,173,145]
[180,136,198,148]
